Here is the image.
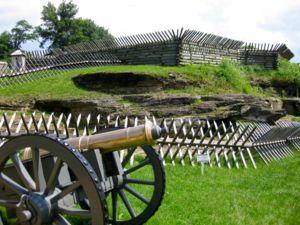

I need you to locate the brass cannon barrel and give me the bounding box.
[66,120,164,153]
[23,121,165,159]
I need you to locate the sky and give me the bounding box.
[0,0,299,62]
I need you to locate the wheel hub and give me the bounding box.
[16,193,53,225]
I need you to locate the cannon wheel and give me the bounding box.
[80,145,165,225]
[108,145,165,225]
[0,134,108,225]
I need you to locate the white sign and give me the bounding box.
[197,153,210,175]
[197,153,210,164]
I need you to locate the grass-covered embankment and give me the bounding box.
[1,59,300,100]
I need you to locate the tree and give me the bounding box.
[36,1,77,48]
[73,18,114,43]
[0,20,37,59]
[0,31,13,60]
[37,0,114,49]
[0,20,36,60]
[10,20,37,49]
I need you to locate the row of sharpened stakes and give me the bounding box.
[0,112,299,169]
[0,51,120,88]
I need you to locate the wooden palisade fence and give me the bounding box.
[0,112,299,169]
[0,28,294,88]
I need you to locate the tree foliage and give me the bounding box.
[0,20,37,60]
[0,0,113,59]
[73,18,114,43]
[0,31,13,60]
[11,20,37,49]
[37,0,114,49]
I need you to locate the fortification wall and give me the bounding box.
[239,51,278,69]
[105,43,280,69]
[59,29,295,69]
[105,41,180,66]
[179,43,240,65]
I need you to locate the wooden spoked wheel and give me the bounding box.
[0,134,108,225]
[106,145,165,225]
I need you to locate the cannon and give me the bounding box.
[0,120,166,225]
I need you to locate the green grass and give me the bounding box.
[0,67,110,99]
[217,59,254,94]
[1,59,300,100]
[0,64,222,99]
[147,154,300,225]
[68,153,299,225]
[249,59,300,81]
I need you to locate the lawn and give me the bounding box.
[147,154,300,225]
[65,153,300,225]
[1,152,298,225]
[50,153,300,225]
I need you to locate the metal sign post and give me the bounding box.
[197,153,210,175]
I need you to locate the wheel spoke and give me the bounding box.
[124,178,155,186]
[53,214,71,225]
[32,147,46,192]
[50,181,81,203]
[58,205,91,218]
[118,189,136,218]
[10,153,36,191]
[44,159,63,196]
[124,185,150,205]
[124,159,151,175]
[0,199,18,208]
[0,172,28,195]
[112,190,118,222]
[121,148,136,167]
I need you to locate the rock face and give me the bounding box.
[250,78,298,97]
[0,98,34,111]
[197,94,285,122]
[27,94,286,123]
[122,95,215,117]
[282,98,300,116]
[0,95,286,122]
[35,98,125,116]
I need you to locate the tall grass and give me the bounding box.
[245,58,300,82]
[242,59,300,97]
[218,59,254,94]
[277,59,300,83]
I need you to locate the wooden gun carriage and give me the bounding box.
[0,119,166,225]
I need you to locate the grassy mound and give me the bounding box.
[0,59,300,100]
